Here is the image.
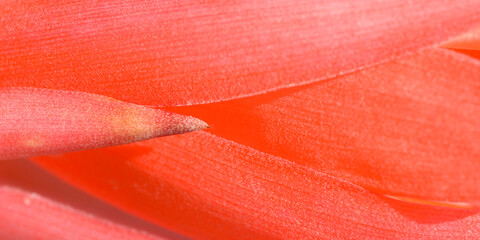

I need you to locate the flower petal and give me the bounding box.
[33,132,480,239]
[0,186,173,240]
[0,88,207,160]
[442,27,480,60]
[0,158,188,240]
[1,1,480,106]
[451,49,480,61]
[443,27,480,50]
[167,48,480,204]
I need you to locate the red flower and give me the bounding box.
[1,1,480,239]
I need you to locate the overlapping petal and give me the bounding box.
[2,1,480,239]
[32,48,480,238]
[1,0,480,106]
[33,131,480,239]
[167,48,480,204]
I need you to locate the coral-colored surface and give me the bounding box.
[1,0,480,239]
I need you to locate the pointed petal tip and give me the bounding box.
[442,27,480,50]
[0,88,208,160]
[153,112,209,137]
[178,115,210,133]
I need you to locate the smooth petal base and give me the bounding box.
[1,1,480,106]
[0,88,207,160]
[33,132,480,239]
